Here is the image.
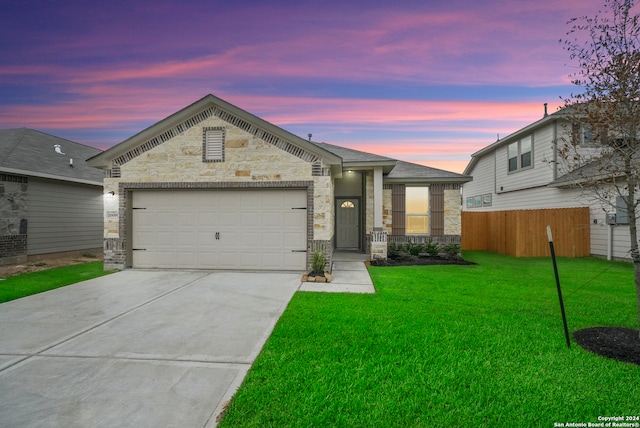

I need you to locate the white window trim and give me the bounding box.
[507,135,533,173]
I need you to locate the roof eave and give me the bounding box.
[342,160,397,174]
[87,94,343,168]
[384,176,472,184]
[0,167,103,186]
[464,110,569,175]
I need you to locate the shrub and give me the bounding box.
[407,241,424,256]
[424,239,440,256]
[443,243,461,260]
[388,242,404,258]
[311,250,326,274]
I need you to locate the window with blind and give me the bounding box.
[507,135,532,173]
[203,127,225,162]
[405,187,429,234]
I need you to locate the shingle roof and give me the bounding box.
[387,160,472,182]
[313,141,471,183]
[312,142,395,163]
[0,128,103,184]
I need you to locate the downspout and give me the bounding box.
[552,120,558,180]
[608,223,614,261]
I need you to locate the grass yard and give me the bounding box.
[219,251,639,427]
[0,262,113,303]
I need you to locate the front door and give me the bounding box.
[336,198,360,249]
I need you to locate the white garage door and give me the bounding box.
[131,189,307,270]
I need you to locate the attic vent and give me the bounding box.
[0,173,28,183]
[203,127,225,162]
[105,165,121,178]
[216,109,255,133]
[312,160,330,176]
[112,104,321,166]
[113,107,215,165]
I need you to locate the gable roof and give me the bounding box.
[86,94,470,184]
[314,141,471,183]
[311,142,397,173]
[0,128,103,185]
[87,94,343,171]
[463,109,568,176]
[386,160,472,183]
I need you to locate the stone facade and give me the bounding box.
[102,116,335,271]
[444,188,462,235]
[0,177,28,264]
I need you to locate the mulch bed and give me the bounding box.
[370,256,476,267]
[574,327,640,366]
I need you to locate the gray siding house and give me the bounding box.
[0,128,103,264]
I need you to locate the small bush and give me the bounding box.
[388,242,404,258]
[311,250,326,274]
[407,241,424,256]
[443,243,461,260]
[424,239,440,256]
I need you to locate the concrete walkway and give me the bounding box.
[299,251,376,294]
[0,270,300,428]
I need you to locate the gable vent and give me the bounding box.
[112,104,321,166]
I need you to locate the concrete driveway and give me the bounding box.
[0,270,301,427]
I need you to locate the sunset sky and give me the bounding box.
[0,0,606,173]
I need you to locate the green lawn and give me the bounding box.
[219,251,639,427]
[0,262,114,303]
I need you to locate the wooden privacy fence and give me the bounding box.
[461,207,590,258]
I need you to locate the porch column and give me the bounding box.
[370,166,387,260]
[373,166,383,230]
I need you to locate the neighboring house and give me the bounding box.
[0,128,103,265]
[87,94,471,272]
[462,107,637,260]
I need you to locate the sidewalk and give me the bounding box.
[299,251,375,294]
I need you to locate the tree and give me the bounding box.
[560,0,640,336]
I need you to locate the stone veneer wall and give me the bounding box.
[383,186,392,234]
[444,188,462,235]
[364,171,374,233]
[102,115,334,271]
[0,176,28,264]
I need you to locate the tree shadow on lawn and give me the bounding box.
[574,327,640,366]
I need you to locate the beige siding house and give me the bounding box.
[88,94,471,272]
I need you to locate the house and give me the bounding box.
[87,94,471,272]
[462,106,637,260]
[0,128,103,265]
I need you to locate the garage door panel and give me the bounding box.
[132,189,307,270]
[261,232,282,248]
[175,231,197,246]
[283,211,305,226]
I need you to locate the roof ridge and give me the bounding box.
[0,128,27,165]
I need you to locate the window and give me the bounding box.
[466,197,474,209]
[572,123,602,147]
[340,201,355,208]
[507,135,533,172]
[203,127,225,162]
[508,143,518,172]
[405,187,428,234]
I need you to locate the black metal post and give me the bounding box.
[547,226,571,349]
